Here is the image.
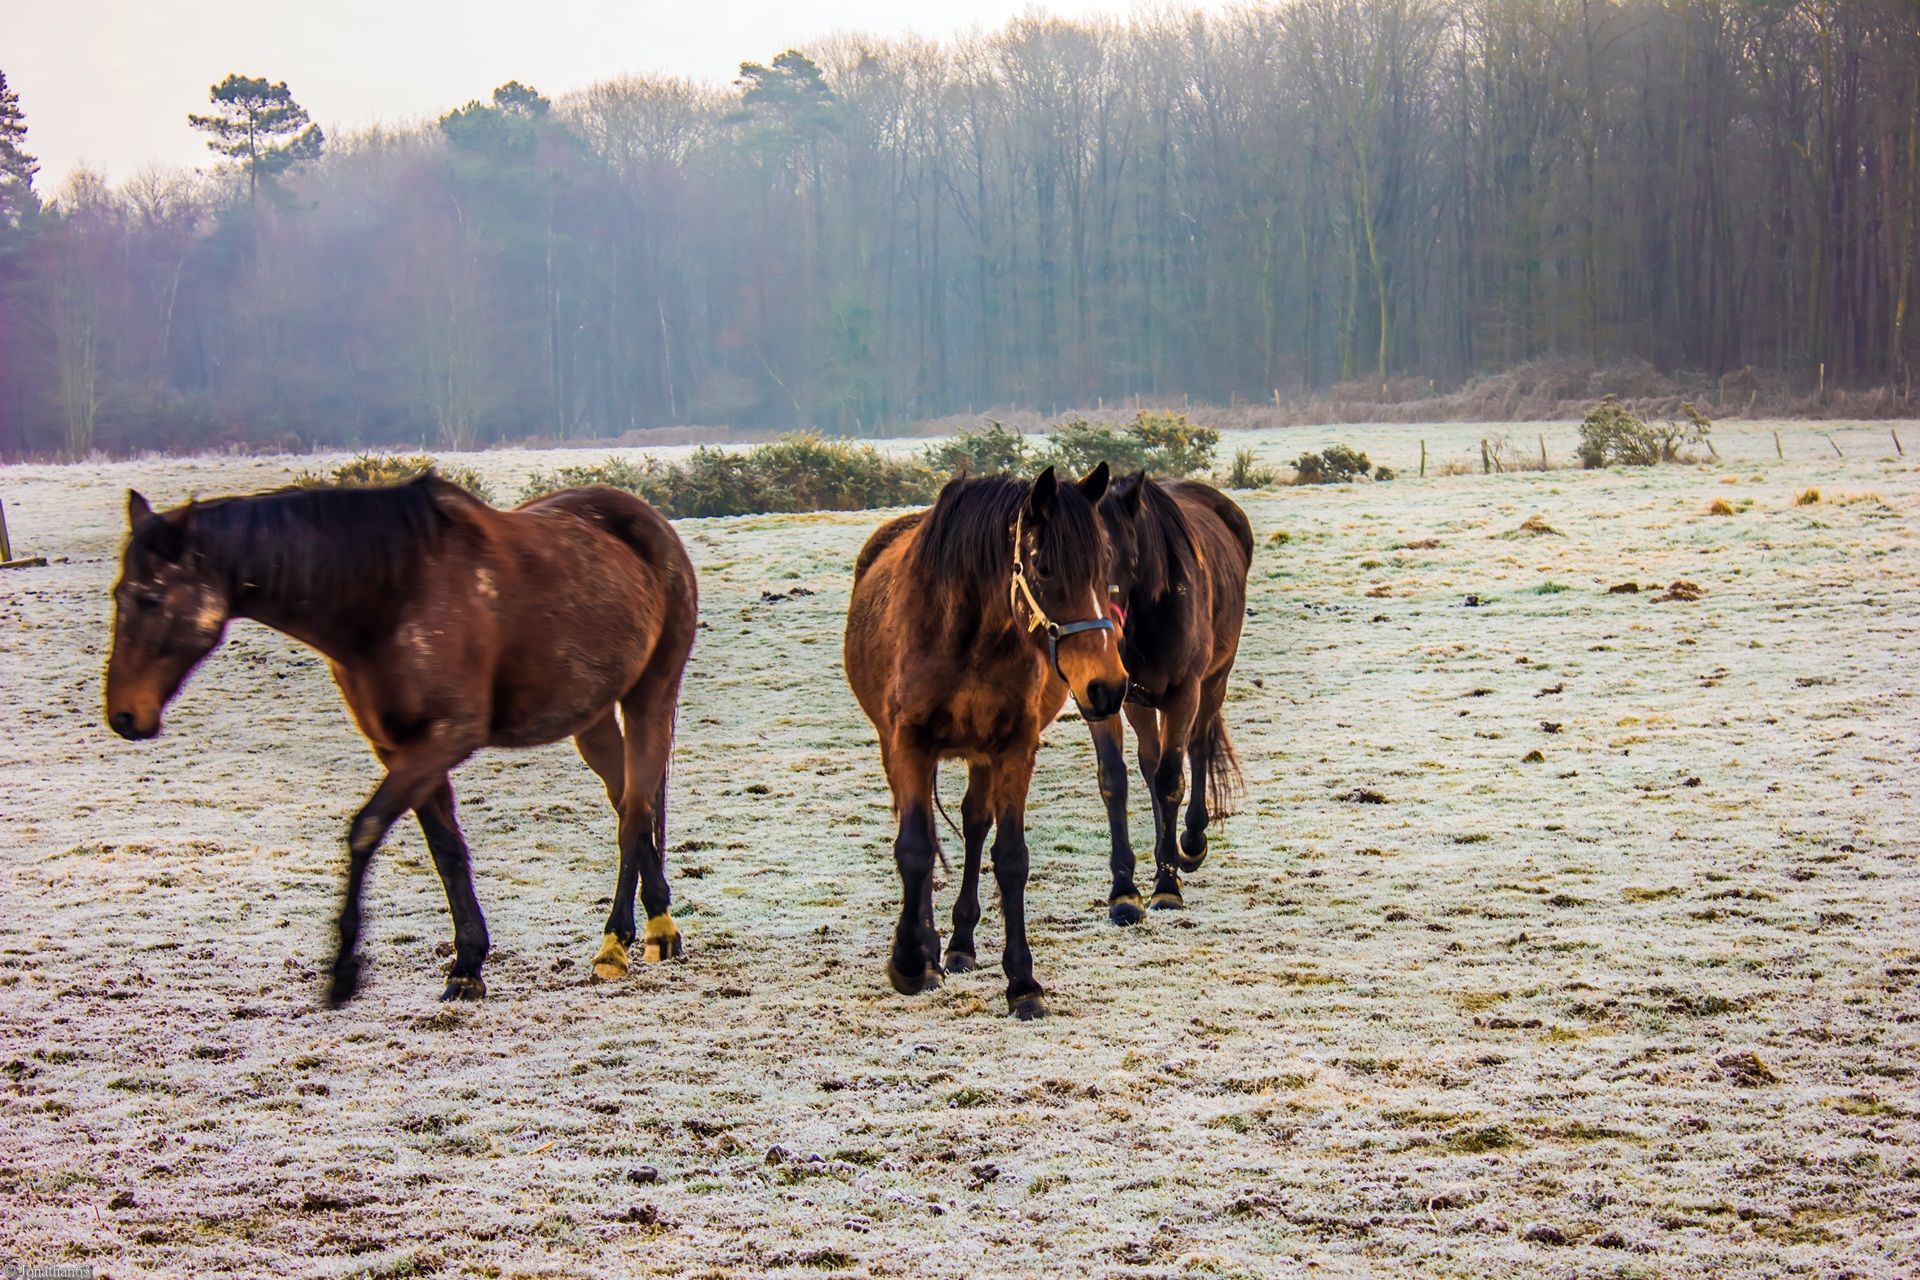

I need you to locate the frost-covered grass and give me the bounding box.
[2,423,1917,1277]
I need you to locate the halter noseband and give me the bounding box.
[1010,511,1117,694]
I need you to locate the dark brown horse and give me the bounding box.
[104,475,698,1006]
[844,465,1128,1018]
[1090,473,1251,923]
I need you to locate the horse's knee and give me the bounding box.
[991,841,1030,890]
[348,810,383,859]
[894,826,936,880]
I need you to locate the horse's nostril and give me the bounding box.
[109,710,144,740]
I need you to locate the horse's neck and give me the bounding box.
[219,548,393,666]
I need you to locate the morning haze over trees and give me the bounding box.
[0,0,1916,459]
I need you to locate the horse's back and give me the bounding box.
[1169,481,1253,569]
[517,485,691,579]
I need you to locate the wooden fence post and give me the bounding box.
[1420,439,1427,477]
[1539,433,1549,469]
[1774,429,1784,460]
[0,499,48,569]
[1481,439,1491,474]
[1892,428,1904,456]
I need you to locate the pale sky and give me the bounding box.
[7,0,1205,190]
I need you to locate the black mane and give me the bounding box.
[152,475,453,604]
[1111,474,1199,602]
[907,473,1102,605]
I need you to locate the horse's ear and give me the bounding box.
[142,514,189,562]
[127,490,154,528]
[1077,460,1110,503]
[1120,470,1147,518]
[1028,465,1059,516]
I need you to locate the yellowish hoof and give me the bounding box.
[592,933,630,981]
[641,914,684,964]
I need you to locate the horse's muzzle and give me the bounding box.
[109,709,158,741]
[1080,678,1127,723]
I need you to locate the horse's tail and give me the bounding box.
[928,768,954,876]
[655,754,670,856]
[1206,713,1245,822]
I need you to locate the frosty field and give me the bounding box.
[1,422,1916,1278]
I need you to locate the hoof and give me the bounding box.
[945,950,977,974]
[592,933,631,981]
[1108,894,1146,926]
[440,975,486,1002]
[1173,832,1208,872]
[1008,991,1051,1020]
[325,956,362,1009]
[887,960,943,996]
[1148,891,1185,911]
[640,915,683,965]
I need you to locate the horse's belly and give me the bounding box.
[924,687,1041,758]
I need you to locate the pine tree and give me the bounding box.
[0,69,39,225]
[188,74,325,202]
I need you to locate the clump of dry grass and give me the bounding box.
[1796,488,1821,505]
[1716,1051,1778,1087]
[1497,514,1562,540]
[1707,497,1736,516]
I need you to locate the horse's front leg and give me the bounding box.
[885,735,942,995]
[1145,687,1199,911]
[416,777,490,1001]
[946,762,993,973]
[331,734,474,1008]
[1091,716,1143,924]
[991,748,1048,1019]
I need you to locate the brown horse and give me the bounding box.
[104,475,698,1007]
[1090,473,1252,923]
[844,465,1128,1019]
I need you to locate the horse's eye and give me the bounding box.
[133,593,161,613]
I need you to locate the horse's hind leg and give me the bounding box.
[1092,716,1144,925]
[1143,687,1199,911]
[1177,674,1230,871]
[884,734,942,995]
[417,777,490,1001]
[574,709,640,980]
[575,707,624,807]
[946,762,993,973]
[602,667,687,977]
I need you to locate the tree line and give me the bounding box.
[1,0,1916,459]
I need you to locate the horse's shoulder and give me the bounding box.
[855,509,926,583]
